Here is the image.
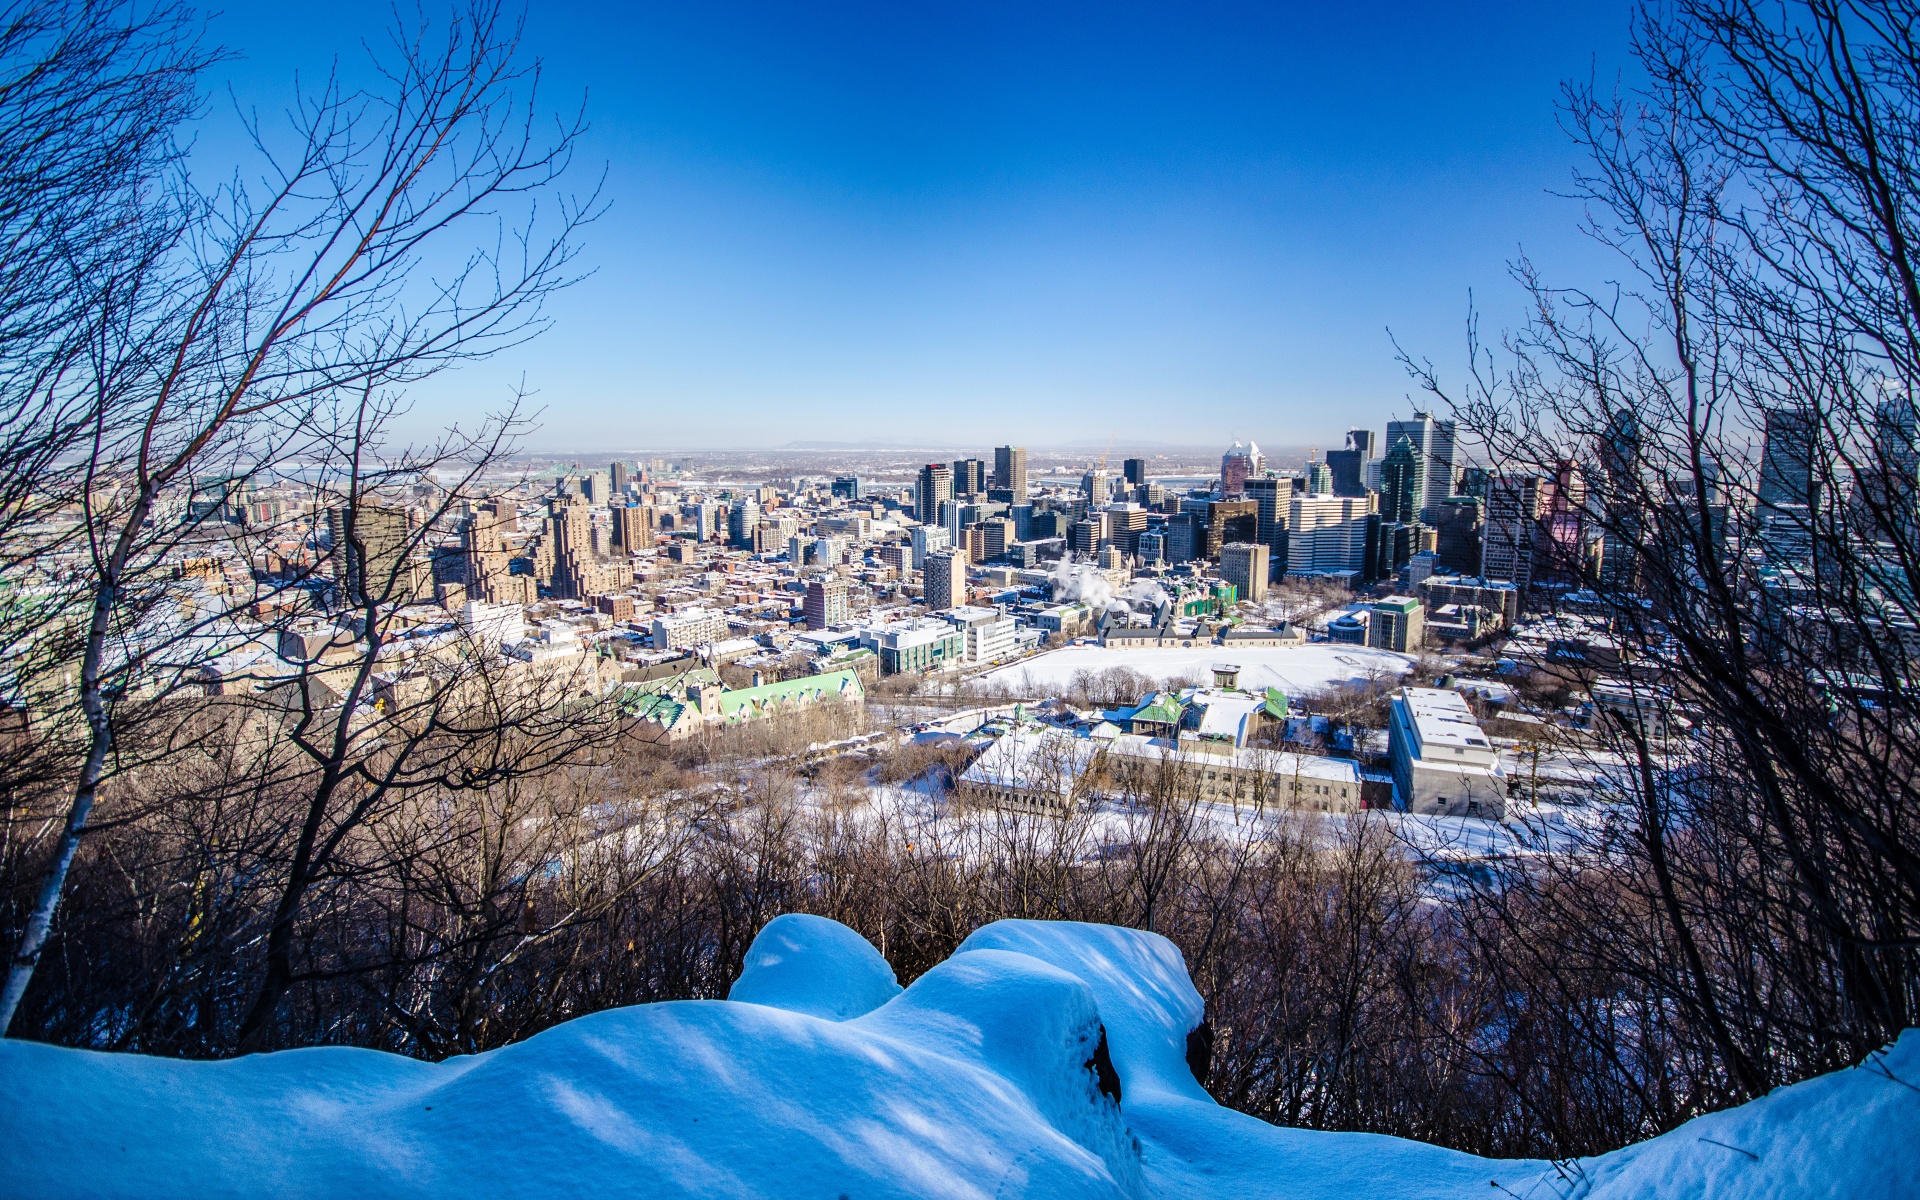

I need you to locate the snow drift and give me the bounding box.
[1,917,1915,1199]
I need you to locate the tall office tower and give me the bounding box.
[993,445,1029,499]
[1165,512,1201,564]
[1380,436,1422,525]
[1427,497,1484,576]
[1385,411,1458,510]
[1482,475,1545,590]
[1123,458,1148,487]
[610,461,630,495]
[1221,440,1262,497]
[1756,406,1821,562]
[611,504,654,552]
[1081,467,1110,506]
[330,502,427,606]
[1287,493,1378,574]
[1209,498,1258,552]
[1009,502,1034,541]
[804,577,849,630]
[1219,542,1270,601]
[728,499,759,549]
[547,496,599,600]
[831,475,862,501]
[1245,475,1290,564]
[461,508,512,602]
[980,517,1014,560]
[909,523,950,569]
[1069,518,1102,557]
[1864,396,1920,542]
[1305,458,1333,495]
[924,548,967,611]
[952,458,988,498]
[1326,430,1373,497]
[1595,407,1644,591]
[915,462,954,525]
[1104,503,1148,556]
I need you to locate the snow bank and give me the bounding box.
[728,912,901,1019]
[0,917,1914,1200]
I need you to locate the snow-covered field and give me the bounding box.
[984,644,1414,696]
[3,915,1913,1199]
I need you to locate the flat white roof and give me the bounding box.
[1398,687,1493,752]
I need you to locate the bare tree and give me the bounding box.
[2,1,599,1033]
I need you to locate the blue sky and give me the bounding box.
[206,2,1638,452]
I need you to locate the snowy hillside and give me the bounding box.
[1,915,1914,1199]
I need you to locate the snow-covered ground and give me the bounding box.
[2,915,1912,1199]
[984,644,1414,695]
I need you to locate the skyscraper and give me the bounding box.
[1482,475,1544,589]
[915,462,954,525]
[1385,412,1457,510]
[952,458,988,498]
[924,548,967,611]
[1221,441,1262,497]
[611,504,653,552]
[610,461,630,495]
[804,578,849,630]
[1123,458,1148,487]
[1082,468,1110,506]
[831,475,862,501]
[1288,493,1377,574]
[993,445,1029,499]
[1219,542,1270,601]
[1380,436,1421,525]
[1244,475,1290,568]
[1326,429,1376,498]
[330,502,425,607]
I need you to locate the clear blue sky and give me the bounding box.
[206,2,1638,453]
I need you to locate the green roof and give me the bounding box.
[1132,692,1185,726]
[1262,688,1289,719]
[716,668,864,720]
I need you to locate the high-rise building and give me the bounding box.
[728,499,759,549]
[915,463,954,525]
[1081,468,1110,507]
[1287,493,1377,575]
[1380,436,1422,525]
[993,445,1029,500]
[1137,530,1166,564]
[831,475,862,501]
[1166,512,1201,564]
[952,458,988,498]
[1305,459,1333,495]
[1219,542,1270,601]
[330,502,427,607]
[1482,475,1545,589]
[1208,499,1258,553]
[1425,497,1483,576]
[924,548,968,611]
[1326,429,1376,498]
[909,523,950,569]
[1758,406,1819,511]
[1123,458,1148,487]
[804,577,849,630]
[1069,518,1102,557]
[610,461,630,495]
[1385,412,1457,511]
[1244,476,1290,569]
[1221,441,1262,497]
[1104,503,1147,556]
[611,504,654,552]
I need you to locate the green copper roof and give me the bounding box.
[1262,688,1289,719]
[716,668,864,720]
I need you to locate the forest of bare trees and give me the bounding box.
[1,0,1918,1170]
